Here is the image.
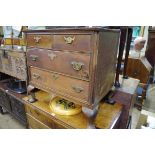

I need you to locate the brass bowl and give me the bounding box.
[49,97,82,116]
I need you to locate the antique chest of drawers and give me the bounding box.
[24,28,120,109]
[0,48,27,81]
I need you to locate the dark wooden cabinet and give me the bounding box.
[145,30,155,67]
[24,28,120,109]
[0,80,27,126]
[0,89,12,112]
[9,96,27,122]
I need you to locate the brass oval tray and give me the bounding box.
[49,97,82,116]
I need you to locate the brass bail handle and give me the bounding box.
[34,36,41,43]
[71,61,84,71]
[64,36,75,44]
[32,73,40,79]
[29,55,38,61]
[72,86,84,93]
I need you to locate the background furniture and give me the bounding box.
[0,78,27,126]
[145,29,155,83]
[126,56,152,107]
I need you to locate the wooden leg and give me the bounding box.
[0,106,4,114]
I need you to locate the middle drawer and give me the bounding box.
[27,48,91,80]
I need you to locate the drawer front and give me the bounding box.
[30,67,89,101]
[0,90,12,112]
[9,96,26,121]
[27,49,90,80]
[27,34,52,49]
[0,50,27,80]
[26,104,66,129]
[53,34,92,52]
[9,53,27,80]
[27,114,50,129]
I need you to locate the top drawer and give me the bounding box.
[26,34,52,49]
[53,34,92,52]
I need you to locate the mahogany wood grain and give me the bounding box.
[53,34,92,52]
[27,34,52,49]
[29,66,89,103]
[27,48,91,81]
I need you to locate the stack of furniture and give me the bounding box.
[23,27,139,129]
[0,29,27,126]
[0,26,140,129]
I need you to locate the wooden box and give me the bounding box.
[24,28,120,109]
[0,48,27,80]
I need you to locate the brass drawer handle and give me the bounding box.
[29,55,38,61]
[48,52,57,61]
[32,73,41,79]
[64,36,75,44]
[51,74,59,80]
[71,61,84,71]
[72,86,84,93]
[34,36,41,43]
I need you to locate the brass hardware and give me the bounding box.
[64,36,75,44]
[29,55,38,61]
[48,52,57,60]
[32,73,40,79]
[34,36,41,43]
[72,86,84,93]
[71,61,84,71]
[51,74,59,80]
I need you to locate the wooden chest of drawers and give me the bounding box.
[0,48,27,80]
[23,90,124,129]
[25,28,120,108]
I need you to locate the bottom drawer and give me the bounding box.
[27,114,50,129]
[25,103,66,129]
